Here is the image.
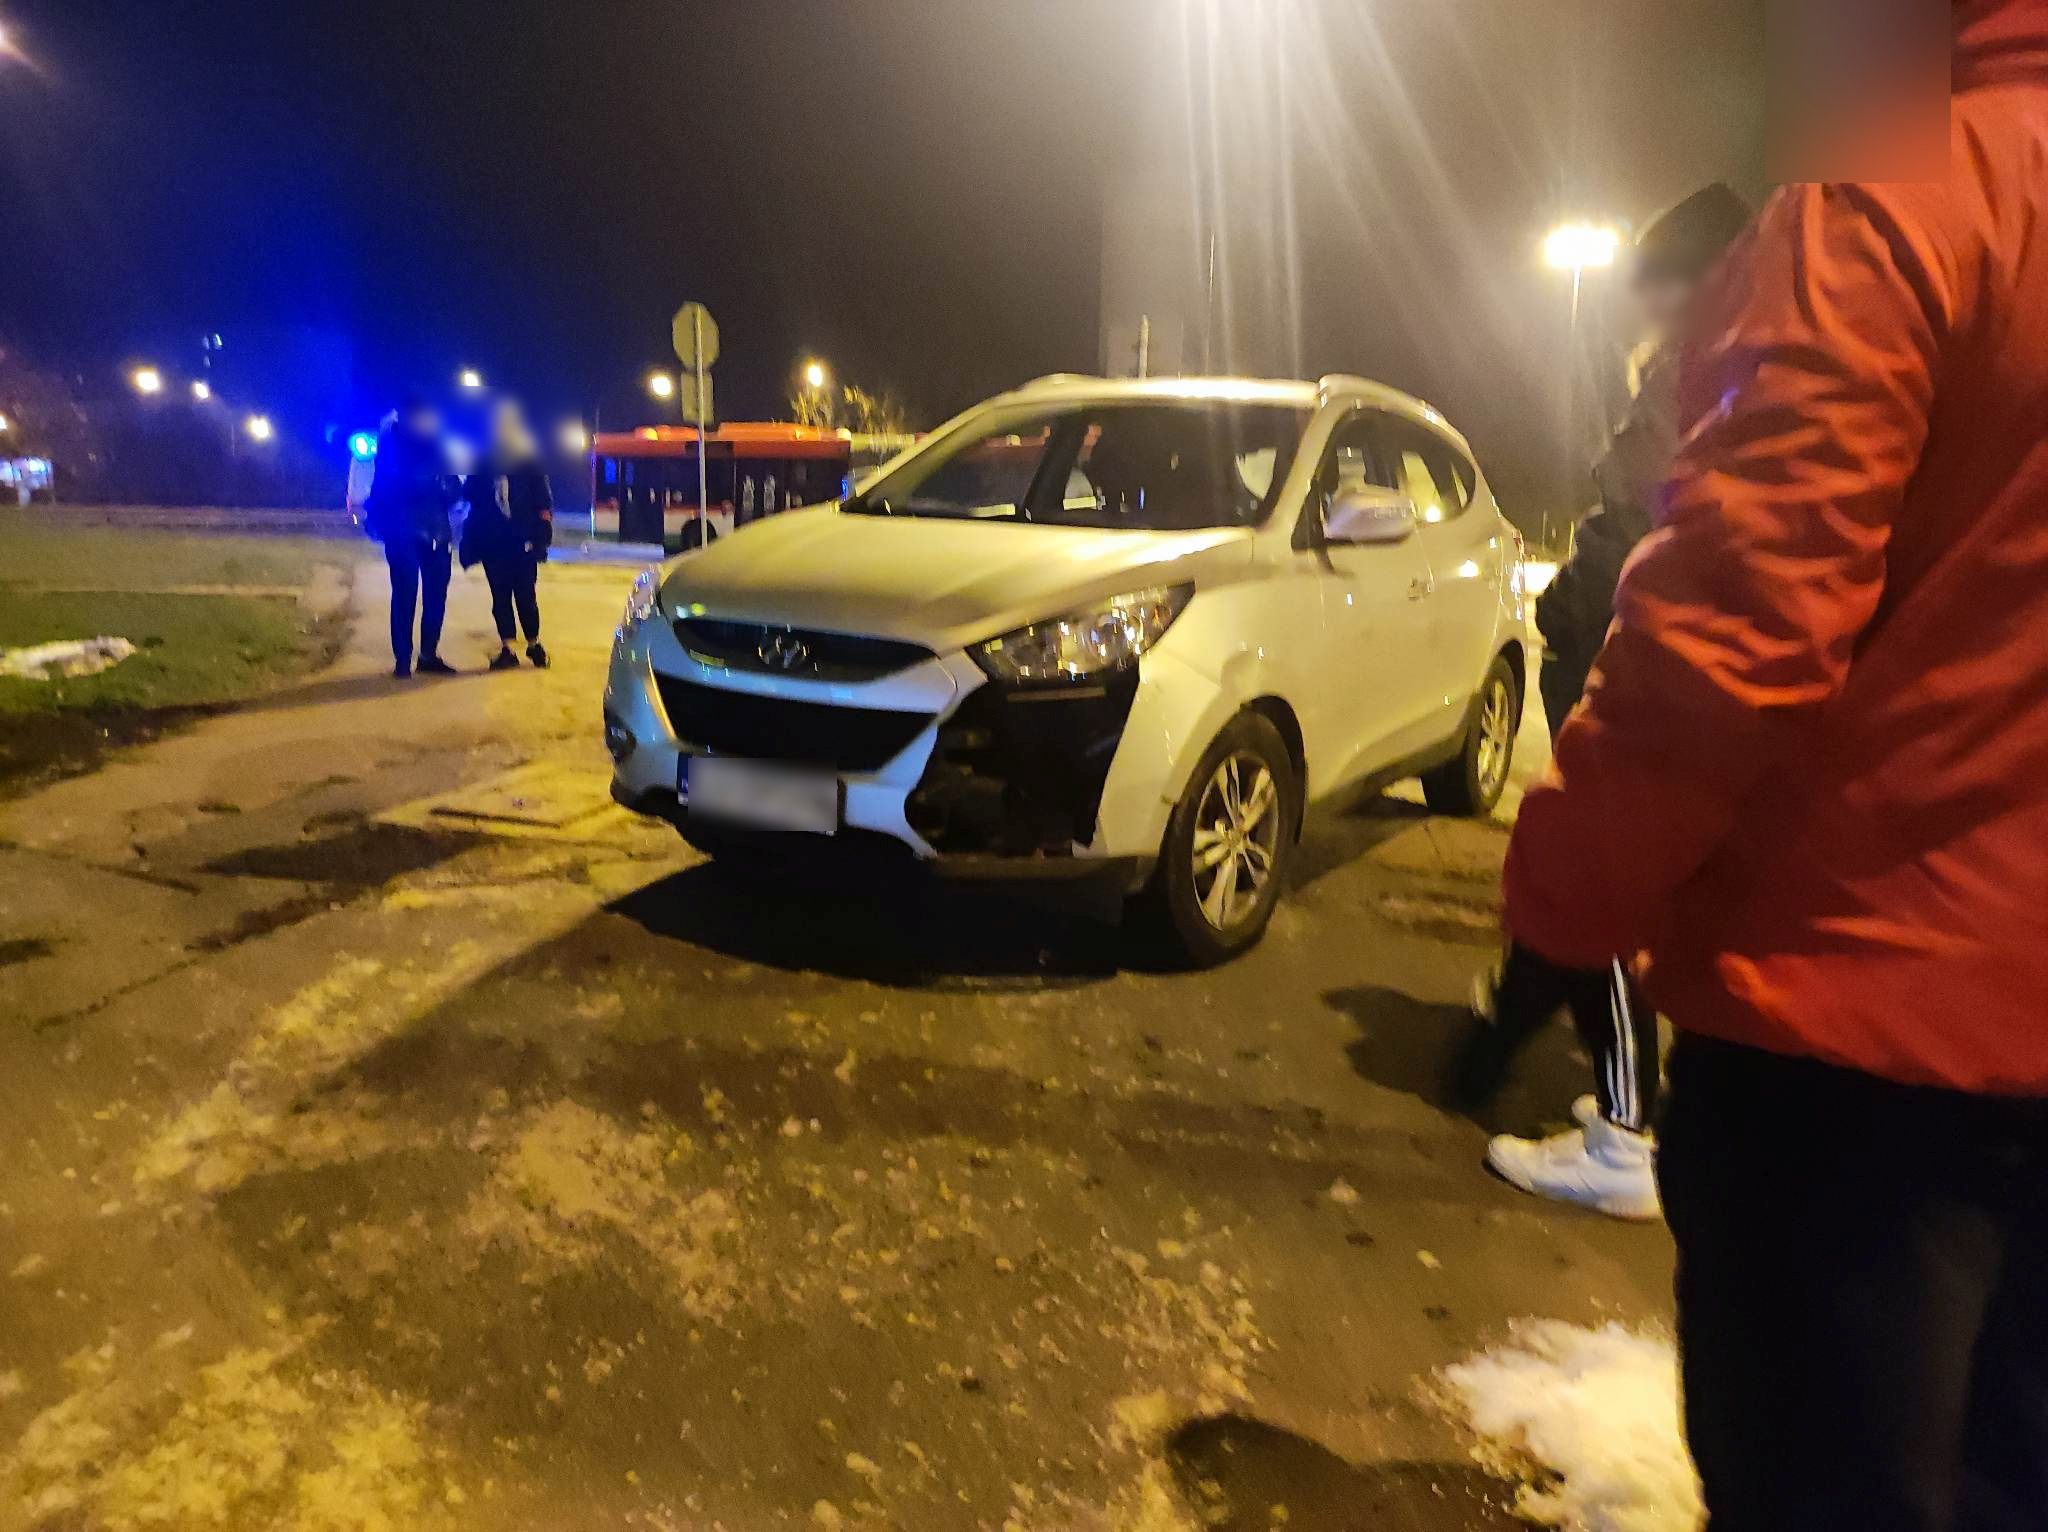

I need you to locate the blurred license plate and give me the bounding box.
[681,757,839,835]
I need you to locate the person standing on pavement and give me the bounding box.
[1505,2,2048,1522]
[1454,183,1750,1222]
[460,399,555,670]
[364,392,459,679]
[1535,184,1751,740]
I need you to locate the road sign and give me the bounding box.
[677,374,714,427]
[671,303,720,370]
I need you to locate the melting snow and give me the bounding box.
[1441,1320,1701,1532]
[0,636,137,681]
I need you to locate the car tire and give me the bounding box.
[1422,653,1519,817]
[1130,711,1302,968]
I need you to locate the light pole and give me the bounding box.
[647,371,675,403]
[458,368,484,391]
[1541,221,1621,552]
[130,366,164,396]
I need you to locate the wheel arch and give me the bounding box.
[1495,636,1528,723]
[1243,695,1308,840]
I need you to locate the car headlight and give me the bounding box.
[973,584,1193,684]
[618,567,661,638]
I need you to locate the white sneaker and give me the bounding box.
[1486,1108,1663,1221]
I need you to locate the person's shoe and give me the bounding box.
[525,643,550,669]
[392,662,413,680]
[1485,1109,1662,1221]
[416,655,458,676]
[489,648,520,671]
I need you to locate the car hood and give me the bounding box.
[657,507,1255,648]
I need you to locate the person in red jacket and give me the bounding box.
[1503,2,2048,1522]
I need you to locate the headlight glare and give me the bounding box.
[974,584,1193,684]
[618,568,661,637]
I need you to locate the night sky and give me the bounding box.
[0,0,1763,515]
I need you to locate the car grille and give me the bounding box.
[672,618,934,683]
[652,673,935,772]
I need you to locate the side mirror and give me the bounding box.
[1322,486,1417,546]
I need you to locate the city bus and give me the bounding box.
[591,422,853,548]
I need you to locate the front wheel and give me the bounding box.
[1129,712,1302,968]
[1422,654,1519,817]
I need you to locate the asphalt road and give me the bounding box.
[0,550,1671,1530]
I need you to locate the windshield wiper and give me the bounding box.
[843,495,894,516]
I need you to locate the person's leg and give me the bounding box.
[1566,959,1658,1134]
[1449,940,1577,1107]
[385,543,419,673]
[1538,648,1592,743]
[515,556,540,645]
[1952,1104,2048,1531]
[417,544,451,663]
[483,558,517,646]
[1660,1036,2006,1532]
[1483,959,1660,1219]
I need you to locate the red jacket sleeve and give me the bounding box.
[1503,183,1953,967]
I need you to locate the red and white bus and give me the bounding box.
[591,422,855,548]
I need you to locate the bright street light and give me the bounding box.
[244,414,274,441]
[803,360,829,391]
[647,372,675,400]
[1542,222,1622,272]
[0,413,10,433]
[131,366,164,396]
[458,368,484,390]
[560,422,590,453]
[190,380,211,401]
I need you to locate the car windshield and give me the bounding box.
[842,401,1307,530]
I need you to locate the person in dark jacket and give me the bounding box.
[1453,182,1751,1221]
[459,400,555,670]
[364,392,459,678]
[1536,183,1752,738]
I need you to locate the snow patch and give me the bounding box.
[1441,1319,1701,1532]
[0,636,137,681]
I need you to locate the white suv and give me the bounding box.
[606,374,1530,964]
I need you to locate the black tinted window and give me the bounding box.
[846,402,1307,531]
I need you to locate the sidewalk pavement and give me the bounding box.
[0,555,674,1028]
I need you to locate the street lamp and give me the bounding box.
[560,422,590,454]
[131,366,164,396]
[803,359,828,391]
[1541,220,1623,553]
[0,412,10,433]
[244,414,273,442]
[647,371,675,401]
[1541,222,1622,274]
[458,368,484,390]
[190,380,211,401]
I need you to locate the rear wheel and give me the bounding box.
[1422,653,1519,817]
[1130,712,1301,967]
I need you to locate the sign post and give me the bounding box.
[671,302,720,538]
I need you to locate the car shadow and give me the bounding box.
[1290,793,1437,890]
[1165,1413,1525,1530]
[612,861,1136,990]
[1326,983,1593,1138]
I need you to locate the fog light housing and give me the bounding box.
[604,714,636,763]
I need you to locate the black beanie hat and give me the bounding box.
[1633,182,1752,286]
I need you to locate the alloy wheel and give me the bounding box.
[1475,675,1514,799]
[1190,752,1282,931]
